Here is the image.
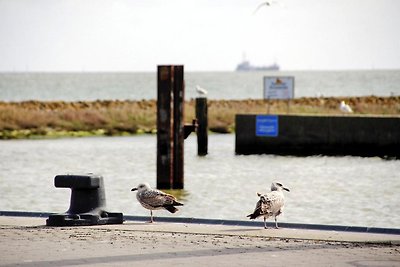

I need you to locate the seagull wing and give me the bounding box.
[247,195,272,219]
[139,189,178,208]
[253,1,270,14]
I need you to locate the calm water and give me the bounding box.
[1,70,400,101]
[1,71,399,228]
[1,134,399,228]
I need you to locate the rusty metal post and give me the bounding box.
[157,66,173,189]
[196,97,208,156]
[157,65,187,189]
[172,66,184,189]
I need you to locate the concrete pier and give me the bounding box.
[236,114,400,157]
[1,215,399,267]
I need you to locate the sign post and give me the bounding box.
[263,76,295,113]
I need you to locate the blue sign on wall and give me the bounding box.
[256,115,279,137]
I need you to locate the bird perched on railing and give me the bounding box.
[131,183,183,223]
[196,85,208,97]
[339,100,353,113]
[247,182,290,229]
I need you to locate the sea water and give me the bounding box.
[1,135,399,228]
[1,70,399,101]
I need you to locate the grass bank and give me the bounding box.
[0,96,399,139]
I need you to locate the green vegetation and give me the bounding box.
[1,96,399,139]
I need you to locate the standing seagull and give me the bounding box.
[131,183,184,223]
[247,182,290,229]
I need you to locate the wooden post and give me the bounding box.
[196,97,208,156]
[156,65,185,189]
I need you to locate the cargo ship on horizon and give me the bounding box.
[236,60,280,71]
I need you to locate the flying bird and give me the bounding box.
[247,182,290,229]
[253,1,282,14]
[131,183,184,223]
[339,100,353,113]
[196,85,208,96]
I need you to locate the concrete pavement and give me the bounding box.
[0,216,399,266]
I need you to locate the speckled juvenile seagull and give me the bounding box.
[131,183,184,223]
[247,182,290,229]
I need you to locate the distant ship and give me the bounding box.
[236,60,280,71]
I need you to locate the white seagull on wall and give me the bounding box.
[339,100,353,113]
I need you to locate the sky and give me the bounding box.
[0,0,400,72]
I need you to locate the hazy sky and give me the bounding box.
[1,0,399,71]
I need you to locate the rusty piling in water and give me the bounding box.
[157,65,194,189]
[196,97,208,156]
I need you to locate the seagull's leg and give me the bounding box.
[149,210,154,223]
[274,216,279,229]
[264,217,267,229]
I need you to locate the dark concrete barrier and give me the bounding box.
[235,114,400,158]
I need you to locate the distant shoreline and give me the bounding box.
[1,96,399,139]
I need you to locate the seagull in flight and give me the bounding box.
[253,1,284,14]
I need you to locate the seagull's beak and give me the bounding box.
[131,188,138,191]
[283,187,290,192]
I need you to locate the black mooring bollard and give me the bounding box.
[46,174,123,226]
[196,97,208,156]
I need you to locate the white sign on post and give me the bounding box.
[263,76,295,99]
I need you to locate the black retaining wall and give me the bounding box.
[235,114,400,158]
